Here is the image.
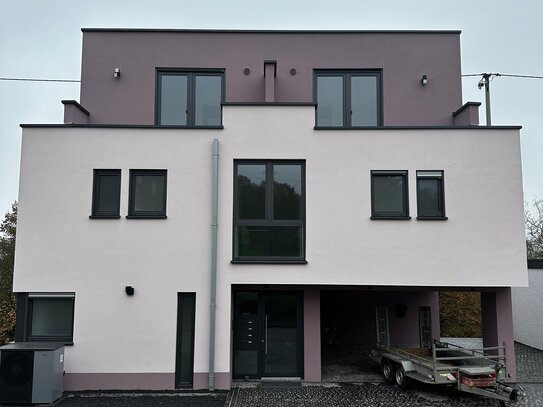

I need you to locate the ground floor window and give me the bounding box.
[16,293,75,344]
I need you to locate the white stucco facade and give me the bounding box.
[14,106,527,385]
[512,269,543,350]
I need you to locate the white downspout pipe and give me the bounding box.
[208,138,219,390]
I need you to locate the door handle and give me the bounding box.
[265,315,268,355]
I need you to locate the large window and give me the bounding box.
[91,169,121,218]
[417,171,446,219]
[316,71,382,128]
[16,293,75,343]
[128,170,167,218]
[371,170,409,219]
[156,70,224,127]
[233,161,305,262]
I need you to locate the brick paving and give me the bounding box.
[228,342,543,407]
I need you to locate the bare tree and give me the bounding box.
[526,199,543,259]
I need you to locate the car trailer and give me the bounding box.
[370,340,524,405]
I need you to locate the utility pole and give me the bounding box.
[478,73,493,126]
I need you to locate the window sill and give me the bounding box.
[231,259,308,265]
[28,339,74,346]
[155,125,224,129]
[417,216,448,220]
[126,215,167,219]
[89,215,120,219]
[314,126,382,130]
[370,216,411,220]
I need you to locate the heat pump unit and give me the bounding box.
[0,343,64,404]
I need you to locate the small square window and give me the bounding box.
[91,169,121,218]
[417,171,446,219]
[371,171,409,219]
[128,170,167,218]
[24,293,75,343]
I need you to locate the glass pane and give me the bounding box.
[195,75,222,126]
[97,174,120,213]
[373,175,406,215]
[351,76,378,126]
[265,294,298,375]
[237,164,266,219]
[237,226,303,258]
[270,227,302,257]
[235,292,258,315]
[235,350,258,376]
[237,226,270,257]
[273,164,302,220]
[31,299,73,337]
[134,174,165,213]
[317,76,343,126]
[160,75,188,125]
[418,178,442,216]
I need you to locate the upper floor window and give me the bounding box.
[371,170,410,219]
[417,171,446,219]
[233,160,306,263]
[156,70,224,127]
[315,70,382,128]
[128,169,167,218]
[90,169,121,218]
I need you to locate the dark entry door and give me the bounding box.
[175,293,195,388]
[233,291,303,379]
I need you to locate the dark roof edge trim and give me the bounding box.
[452,101,482,117]
[81,28,462,34]
[20,124,522,130]
[61,100,90,115]
[528,259,543,269]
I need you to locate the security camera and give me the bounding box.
[478,78,485,89]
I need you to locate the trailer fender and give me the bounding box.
[399,360,416,373]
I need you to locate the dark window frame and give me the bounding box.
[16,293,75,344]
[155,69,225,127]
[127,169,168,219]
[232,160,306,263]
[314,69,383,128]
[370,170,410,219]
[90,169,121,219]
[416,170,447,220]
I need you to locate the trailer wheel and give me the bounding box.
[394,365,409,389]
[381,359,394,383]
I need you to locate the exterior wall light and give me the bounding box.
[114,68,121,78]
[421,74,428,86]
[125,286,134,296]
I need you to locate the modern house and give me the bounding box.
[13,29,528,390]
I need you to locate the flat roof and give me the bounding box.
[81,28,461,34]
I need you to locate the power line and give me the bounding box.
[462,73,543,79]
[0,77,80,83]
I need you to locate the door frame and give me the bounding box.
[232,290,304,379]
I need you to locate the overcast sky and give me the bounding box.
[1,0,542,217]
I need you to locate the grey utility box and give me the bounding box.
[0,342,64,404]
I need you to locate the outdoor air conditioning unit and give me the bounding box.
[0,343,64,404]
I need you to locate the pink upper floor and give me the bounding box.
[79,29,463,126]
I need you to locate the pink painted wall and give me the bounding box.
[482,288,517,382]
[320,289,440,348]
[79,30,462,126]
[304,287,321,381]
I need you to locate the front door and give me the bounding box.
[233,291,303,379]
